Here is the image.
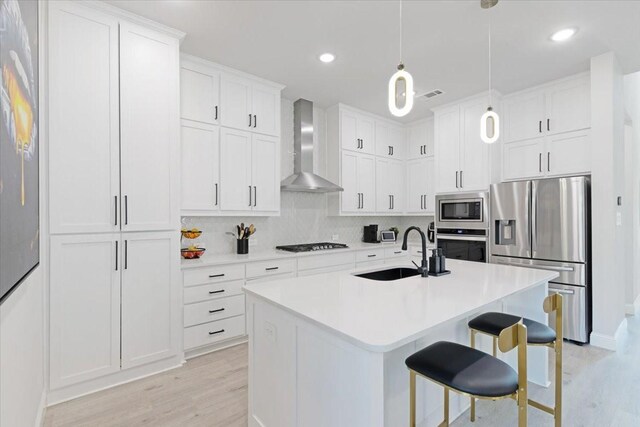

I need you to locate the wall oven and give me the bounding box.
[436,192,489,263]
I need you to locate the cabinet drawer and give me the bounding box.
[184,280,244,305]
[297,251,356,271]
[183,263,245,287]
[356,259,386,269]
[184,315,246,350]
[356,248,385,263]
[246,258,296,279]
[184,294,245,327]
[384,247,407,259]
[245,271,295,284]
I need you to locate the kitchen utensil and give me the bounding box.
[249,224,255,236]
[244,227,250,239]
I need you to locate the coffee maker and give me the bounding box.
[363,224,379,243]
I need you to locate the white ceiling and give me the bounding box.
[106,0,640,123]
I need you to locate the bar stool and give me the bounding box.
[468,293,563,426]
[405,322,529,427]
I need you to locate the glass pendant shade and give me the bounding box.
[388,66,414,117]
[480,108,500,144]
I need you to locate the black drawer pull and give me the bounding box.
[367,254,376,258]
[208,289,225,294]
[209,274,225,278]
[209,329,225,335]
[265,267,279,271]
[209,308,225,314]
[394,251,402,254]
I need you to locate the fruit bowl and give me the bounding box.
[181,229,202,239]
[181,247,206,259]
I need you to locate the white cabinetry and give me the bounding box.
[180,56,282,216]
[376,158,404,213]
[376,121,405,159]
[341,109,375,154]
[406,118,434,159]
[434,95,493,194]
[340,151,376,213]
[406,157,435,214]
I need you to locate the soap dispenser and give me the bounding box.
[428,249,441,275]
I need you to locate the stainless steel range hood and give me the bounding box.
[281,99,343,193]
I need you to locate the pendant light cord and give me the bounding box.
[488,18,492,106]
[399,0,403,65]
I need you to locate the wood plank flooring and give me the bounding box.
[45,315,640,427]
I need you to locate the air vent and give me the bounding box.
[420,89,444,99]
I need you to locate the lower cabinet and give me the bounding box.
[49,231,180,389]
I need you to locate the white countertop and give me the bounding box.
[243,259,558,352]
[180,241,426,269]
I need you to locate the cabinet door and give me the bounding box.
[181,123,219,213]
[357,115,376,155]
[545,76,590,136]
[220,128,252,211]
[180,64,220,125]
[341,110,360,152]
[460,98,490,191]
[424,118,435,157]
[375,122,404,159]
[251,84,280,136]
[425,157,435,212]
[341,151,359,212]
[434,106,461,193]
[388,124,405,159]
[48,2,120,234]
[50,234,121,389]
[375,159,391,212]
[503,90,545,142]
[502,138,545,181]
[388,159,405,212]
[121,232,179,369]
[220,74,252,131]
[120,23,179,232]
[251,134,280,212]
[406,158,428,214]
[546,130,591,177]
[407,119,433,159]
[358,154,376,212]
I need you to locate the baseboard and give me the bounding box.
[625,294,640,316]
[184,336,248,360]
[590,318,628,351]
[35,389,47,427]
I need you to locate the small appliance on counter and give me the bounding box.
[363,224,379,243]
[380,230,396,243]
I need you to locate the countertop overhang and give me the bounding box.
[243,259,559,352]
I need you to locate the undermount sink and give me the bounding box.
[355,267,421,281]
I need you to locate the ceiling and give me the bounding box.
[106,0,640,123]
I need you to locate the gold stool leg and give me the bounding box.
[492,336,497,357]
[410,370,416,427]
[443,387,450,426]
[470,330,476,422]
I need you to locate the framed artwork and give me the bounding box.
[0,0,39,303]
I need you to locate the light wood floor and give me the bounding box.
[45,315,640,427]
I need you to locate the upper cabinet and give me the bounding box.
[406,118,434,159]
[433,94,495,194]
[501,73,591,181]
[375,121,405,159]
[503,73,590,143]
[180,56,283,216]
[48,3,180,234]
[341,109,375,154]
[220,75,280,137]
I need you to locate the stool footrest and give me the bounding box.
[528,398,555,415]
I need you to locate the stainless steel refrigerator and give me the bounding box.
[490,176,591,343]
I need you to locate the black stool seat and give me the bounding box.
[405,341,518,398]
[468,312,556,344]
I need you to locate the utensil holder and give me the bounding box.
[237,239,249,255]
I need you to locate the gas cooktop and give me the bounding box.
[275,242,349,253]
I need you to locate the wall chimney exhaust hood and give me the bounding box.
[281,99,343,193]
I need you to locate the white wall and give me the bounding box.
[0,270,46,427]
[623,72,640,314]
[590,52,627,349]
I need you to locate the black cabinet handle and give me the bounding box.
[547,118,550,132]
[460,171,463,188]
[394,251,402,254]
[214,105,218,121]
[539,153,542,172]
[265,267,279,271]
[254,114,257,128]
[392,195,394,209]
[367,254,376,258]
[124,240,128,270]
[209,308,225,314]
[455,171,459,188]
[253,186,257,207]
[114,196,118,226]
[215,183,218,206]
[209,273,225,278]
[248,114,252,127]
[547,152,550,172]
[124,195,128,225]
[209,329,225,335]
[389,195,392,210]
[208,289,225,294]
[249,185,252,206]
[115,241,118,271]
[539,120,542,133]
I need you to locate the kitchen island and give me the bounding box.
[243,259,558,427]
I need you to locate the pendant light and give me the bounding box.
[480,1,500,144]
[388,0,414,117]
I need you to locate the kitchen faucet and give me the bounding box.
[402,226,428,277]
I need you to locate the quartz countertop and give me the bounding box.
[243,259,558,352]
[180,241,407,269]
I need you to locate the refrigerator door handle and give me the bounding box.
[531,181,538,256]
[524,264,575,272]
[549,287,575,295]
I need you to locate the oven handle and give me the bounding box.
[436,234,487,242]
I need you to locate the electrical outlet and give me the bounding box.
[332,234,339,241]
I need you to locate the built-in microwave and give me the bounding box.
[435,191,489,230]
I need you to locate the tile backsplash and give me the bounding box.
[181,193,433,254]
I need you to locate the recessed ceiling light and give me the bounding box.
[551,28,577,42]
[319,53,335,63]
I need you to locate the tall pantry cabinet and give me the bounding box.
[47,1,183,401]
